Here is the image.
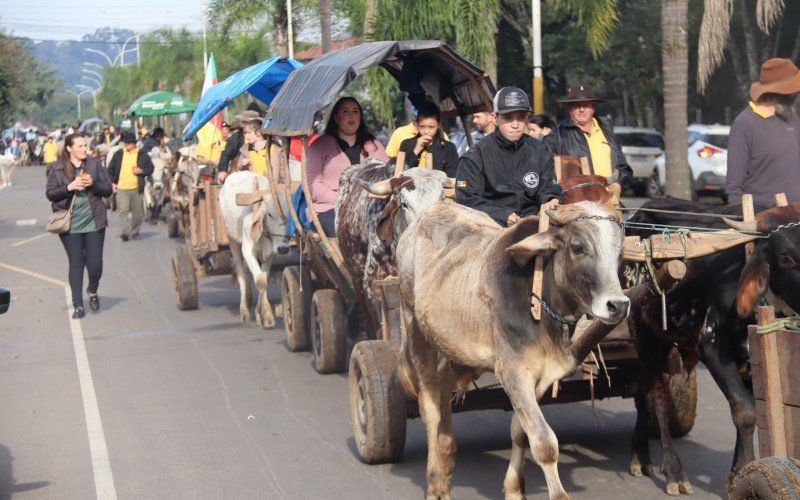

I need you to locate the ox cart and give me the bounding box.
[261,41,495,374]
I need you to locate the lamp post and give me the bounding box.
[77,83,100,108]
[85,48,113,66]
[65,90,91,119]
[113,34,139,67]
[531,0,543,114]
[84,61,105,71]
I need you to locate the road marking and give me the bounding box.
[0,261,66,287]
[65,288,117,500]
[11,232,48,247]
[15,219,37,226]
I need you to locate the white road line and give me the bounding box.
[65,288,117,500]
[11,232,48,247]
[14,219,37,226]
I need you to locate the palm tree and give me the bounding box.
[662,0,691,199]
[208,0,290,56]
[320,0,332,53]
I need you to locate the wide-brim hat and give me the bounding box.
[120,130,137,144]
[557,84,606,104]
[234,109,263,122]
[750,58,800,102]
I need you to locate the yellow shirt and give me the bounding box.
[585,118,612,178]
[749,101,770,118]
[196,140,226,164]
[118,148,140,190]
[386,122,449,158]
[249,147,268,176]
[43,142,58,164]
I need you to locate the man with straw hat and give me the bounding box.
[216,109,259,183]
[726,58,800,206]
[545,84,632,198]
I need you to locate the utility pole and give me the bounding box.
[136,32,141,67]
[287,0,294,59]
[532,0,543,114]
[202,6,208,71]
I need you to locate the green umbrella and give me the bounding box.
[127,91,196,117]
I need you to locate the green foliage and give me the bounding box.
[551,0,620,59]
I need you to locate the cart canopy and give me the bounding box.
[263,40,496,137]
[183,56,302,140]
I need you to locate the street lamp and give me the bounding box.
[113,34,139,66]
[65,89,91,119]
[84,61,105,71]
[77,84,100,108]
[84,48,113,66]
[82,75,103,87]
[82,68,104,80]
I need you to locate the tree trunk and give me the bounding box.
[273,3,289,57]
[791,21,800,61]
[363,0,377,40]
[738,0,761,83]
[662,0,691,200]
[485,29,498,88]
[319,0,332,53]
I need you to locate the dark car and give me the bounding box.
[0,288,9,315]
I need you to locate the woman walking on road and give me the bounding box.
[46,133,113,318]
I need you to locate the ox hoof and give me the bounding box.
[256,306,276,329]
[664,480,693,496]
[240,307,251,323]
[629,459,654,478]
[503,493,525,500]
[425,494,451,500]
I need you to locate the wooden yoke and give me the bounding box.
[531,207,550,320]
[393,151,406,177]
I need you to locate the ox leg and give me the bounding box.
[698,332,755,487]
[629,385,655,478]
[503,415,529,500]
[229,242,250,323]
[242,237,275,328]
[650,372,693,495]
[497,365,568,500]
[409,323,454,500]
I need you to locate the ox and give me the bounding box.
[336,160,453,336]
[144,146,173,222]
[396,200,629,499]
[219,170,288,328]
[623,197,800,495]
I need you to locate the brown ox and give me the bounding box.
[395,200,629,499]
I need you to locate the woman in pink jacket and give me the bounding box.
[306,97,389,235]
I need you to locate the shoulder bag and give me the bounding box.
[46,193,77,234]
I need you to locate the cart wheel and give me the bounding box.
[349,340,407,464]
[165,202,179,238]
[282,266,312,352]
[648,365,697,438]
[171,247,198,310]
[311,289,347,374]
[729,457,800,499]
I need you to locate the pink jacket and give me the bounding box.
[306,133,389,213]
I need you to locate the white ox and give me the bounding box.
[219,170,287,328]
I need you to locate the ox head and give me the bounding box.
[361,168,453,247]
[506,201,629,323]
[724,203,800,317]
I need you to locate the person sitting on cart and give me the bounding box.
[238,119,269,177]
[307,96,389,236]
[456,87,562,227]
[397,102,459,177]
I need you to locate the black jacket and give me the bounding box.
[544,116,633,189]
[218,130,244,172]
[456,131,563,226]
[398,135,460,177]
[107,148,155,193]
[140,136,160,155]
[46,158,113,229]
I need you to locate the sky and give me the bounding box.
[0,0,206,42]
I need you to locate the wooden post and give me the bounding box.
[580,157,591,176]
[775,192,788,207]
[554,156,563,183]
[757,305,788,457]
[742,194,755,260]
[423,151,433,170]
[394,151,406,177]
[531,207,550,320]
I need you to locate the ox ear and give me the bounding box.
[376,198,399,247]
[249,204,267,242]
[506,232,556,267]
[737,245,770,318]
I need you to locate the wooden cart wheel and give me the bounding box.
[349,340,407,464]
[648,365,697,438]
[171,247,198,310]
[165,202,179,238]
[311,289,347,374]
[729,457,800,499]
[281,266,311,352]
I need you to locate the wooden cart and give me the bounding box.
[727,306,800,498]
[170,182,233,310]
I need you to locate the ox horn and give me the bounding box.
[722,217,759,232]
[359,178,393,196]
[545,208,571,225]
[442,177,456,188]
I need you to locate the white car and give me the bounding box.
[614,127,665,196]
[648,123,730,202]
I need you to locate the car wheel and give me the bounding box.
[647,171,664,199]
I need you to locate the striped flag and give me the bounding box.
[196,52,222,150]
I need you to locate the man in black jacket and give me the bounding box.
[107,130,155,240]
[545,85,632,198]
[457,87,562,227]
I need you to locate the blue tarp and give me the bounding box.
[183,56,302,140]
[285,186,313,237]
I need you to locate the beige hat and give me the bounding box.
[750,58,800,102]
[235,109,263,122]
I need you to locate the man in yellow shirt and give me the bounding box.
[106,131,154,241]
[43,136,58,174]
[386,106,448,158]
[544,85,632,197]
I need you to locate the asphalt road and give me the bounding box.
[0,165,736,499]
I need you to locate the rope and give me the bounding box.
[623,220,766,237]
[618,207,745,220]
[756,319,800,334]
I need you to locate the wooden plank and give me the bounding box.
[743,194,755,261]
[554,156,563,182]
[531,207,550,320]
[622,230,759,262]
[758,305,788,456]
[189,186,198,247]
[757,425,772,459]
[784,404,800,457]
[749,325,766,400]
[394,151,406,176]
[580,157,591,176]
[777,329,800,407]
[775,192,789,207]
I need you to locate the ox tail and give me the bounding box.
[396,330,419,400]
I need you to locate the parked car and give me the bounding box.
[0,288,9,315]
[648,123,730,202]
[613,126,665,196]
[449,130,484,157]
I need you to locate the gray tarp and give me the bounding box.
[263,40,496,137]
